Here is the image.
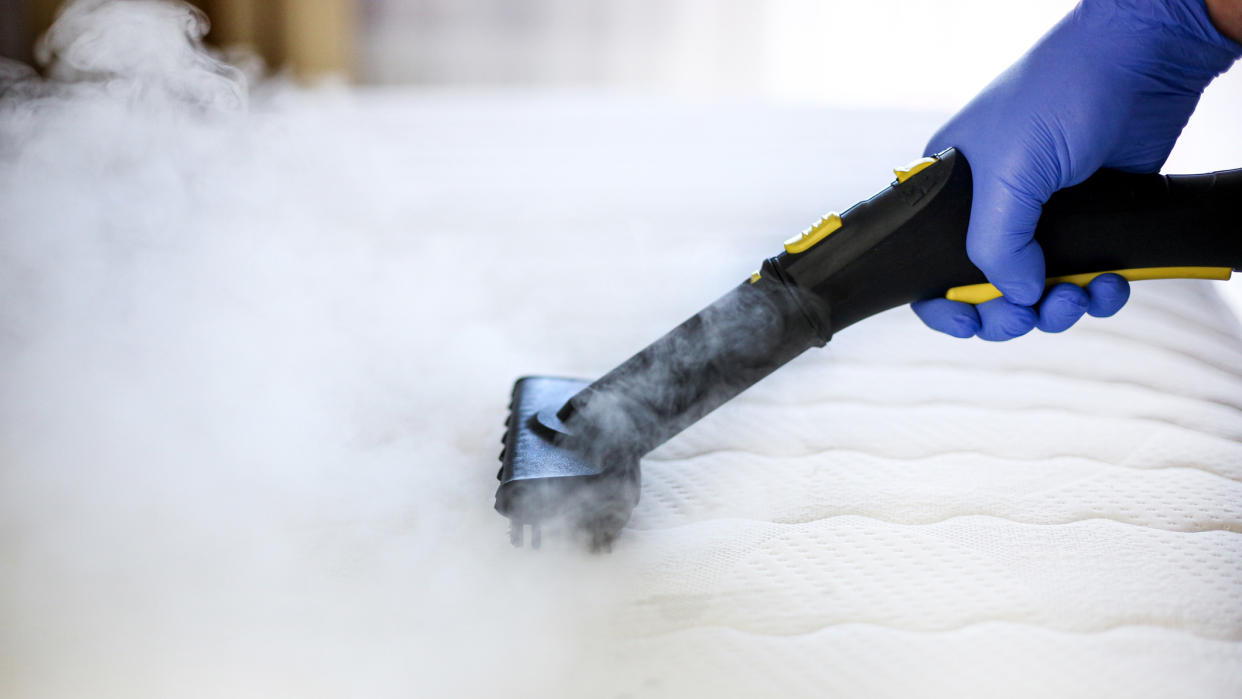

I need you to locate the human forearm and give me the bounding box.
[1207,0,1242,43]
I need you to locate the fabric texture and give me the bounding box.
[606,279,1242,698]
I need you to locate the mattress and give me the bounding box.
[601,280,1242,698]
[3,77,1240,697]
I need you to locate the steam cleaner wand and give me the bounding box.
[495,148,1242,549]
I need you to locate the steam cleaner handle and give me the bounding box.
[766,147,1242,335]
[563,147,1241,456]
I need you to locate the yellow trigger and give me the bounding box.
[945,266,1234,304]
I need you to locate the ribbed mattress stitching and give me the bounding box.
[626,513,1242,534]
[645,447,1242,482]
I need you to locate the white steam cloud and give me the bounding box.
[34,0,246,109]
[0,2,632,697]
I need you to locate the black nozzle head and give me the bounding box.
[494,376,640,551]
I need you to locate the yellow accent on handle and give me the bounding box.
[894,156,937,184]
[748,271,762,284]
[784,212,843,254]
[945,266,1234,304]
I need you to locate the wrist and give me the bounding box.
[1078,0,1242,83]
[1207,0,1242,43]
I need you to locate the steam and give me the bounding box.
[0,2,627,697]
[34,0,246,109]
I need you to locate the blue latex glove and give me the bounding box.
[913,0,1242,341]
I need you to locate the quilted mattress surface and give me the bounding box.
[606,280,1242,698]
[3,88,1240,698]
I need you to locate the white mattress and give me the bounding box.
[602,281,1242,698]
[3,81,1240,698]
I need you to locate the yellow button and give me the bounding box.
[783,212,842,254]
[894,156,937,184]
[748,271,762,284]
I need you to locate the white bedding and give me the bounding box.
[3,80,1239,698]
[606,281,1242,698]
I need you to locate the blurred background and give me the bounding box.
[0,0,1237,195]
[2,0,1235,114]
[2,1,1238,115]
[2,0,1239,178]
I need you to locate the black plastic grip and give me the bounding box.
[1035,167,1242,278]
[776,148,1242,334]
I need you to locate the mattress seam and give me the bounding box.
[627,513,1242,534]
[624,619,1242,643]
[645,447,1242,483]
[784,359,1242,411]
[728,396,1242,442]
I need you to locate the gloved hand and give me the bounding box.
[913,0,1242,341]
